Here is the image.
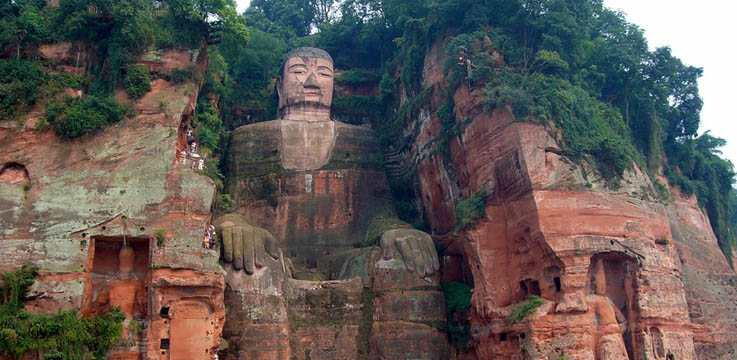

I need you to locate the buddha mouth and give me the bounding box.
[303,85,322,96]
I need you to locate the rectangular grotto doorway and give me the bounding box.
[84,235,152,357]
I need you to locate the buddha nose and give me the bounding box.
[304,73,319,89]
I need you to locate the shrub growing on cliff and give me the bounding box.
[508,295,544,324]
[442,281,472,348]
[455,190,490,231]
[198,158,225,190]
[216,194,234,213]
[167,66,196,84]
[155,229,167,247]
[45,95,126,139]
[483,69,638,179]
[124,65,152,99]
[335,69,381,85]
[0,266,124,359]
[0,60,45,119]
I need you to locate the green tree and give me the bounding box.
[250,0,315,37]
[0,0,52,60]
[124,64,151,99]
[0,266,125,359]
[168,0,248,47]
[45,95,126,139]
[55,0,156,92]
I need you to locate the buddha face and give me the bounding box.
[278,55,334,116]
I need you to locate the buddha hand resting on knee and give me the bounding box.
[380,228,440,277]
[214,214,279,274]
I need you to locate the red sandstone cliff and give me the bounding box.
[393,35,737,359]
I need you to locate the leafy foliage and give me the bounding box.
[155,229,166,247]
[45,95,126,139]
[335,69,381,85]
[441,281,472,348]
[198,158,226,190]
[167,66,197,84]
[455,190,489,231]
[166,0,248,47]
[216,193,234,213]
[214,25,286,128]
[0,0,54,60]
[0,266,124,359]
[250,0,315,37]
[193,99,223,153]
[0,59,45,118]
[123,64,151,99]
[508,295,544,324]
[55,0,157,92]
[484,69,638,177]
[665,133,737,263]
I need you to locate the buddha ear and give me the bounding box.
[276,76,283,99]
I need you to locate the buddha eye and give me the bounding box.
[292,70,305,75]
[319,72,332,78]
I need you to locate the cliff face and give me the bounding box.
[393,36,737,359]
[668,190,737,358]
[0,44,225,359]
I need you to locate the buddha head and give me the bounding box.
[277,47,334,121]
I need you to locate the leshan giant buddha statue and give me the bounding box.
[215,47,448,359]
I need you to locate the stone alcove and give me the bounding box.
[0,162,31,206]
[586,251,638,359]
[0,162,30,185]
[84,235,151,357]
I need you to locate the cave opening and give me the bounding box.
[0,162,30,185]
[543,265,563,296]
[519,278,541,298]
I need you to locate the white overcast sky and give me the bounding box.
[236,0,737,170]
